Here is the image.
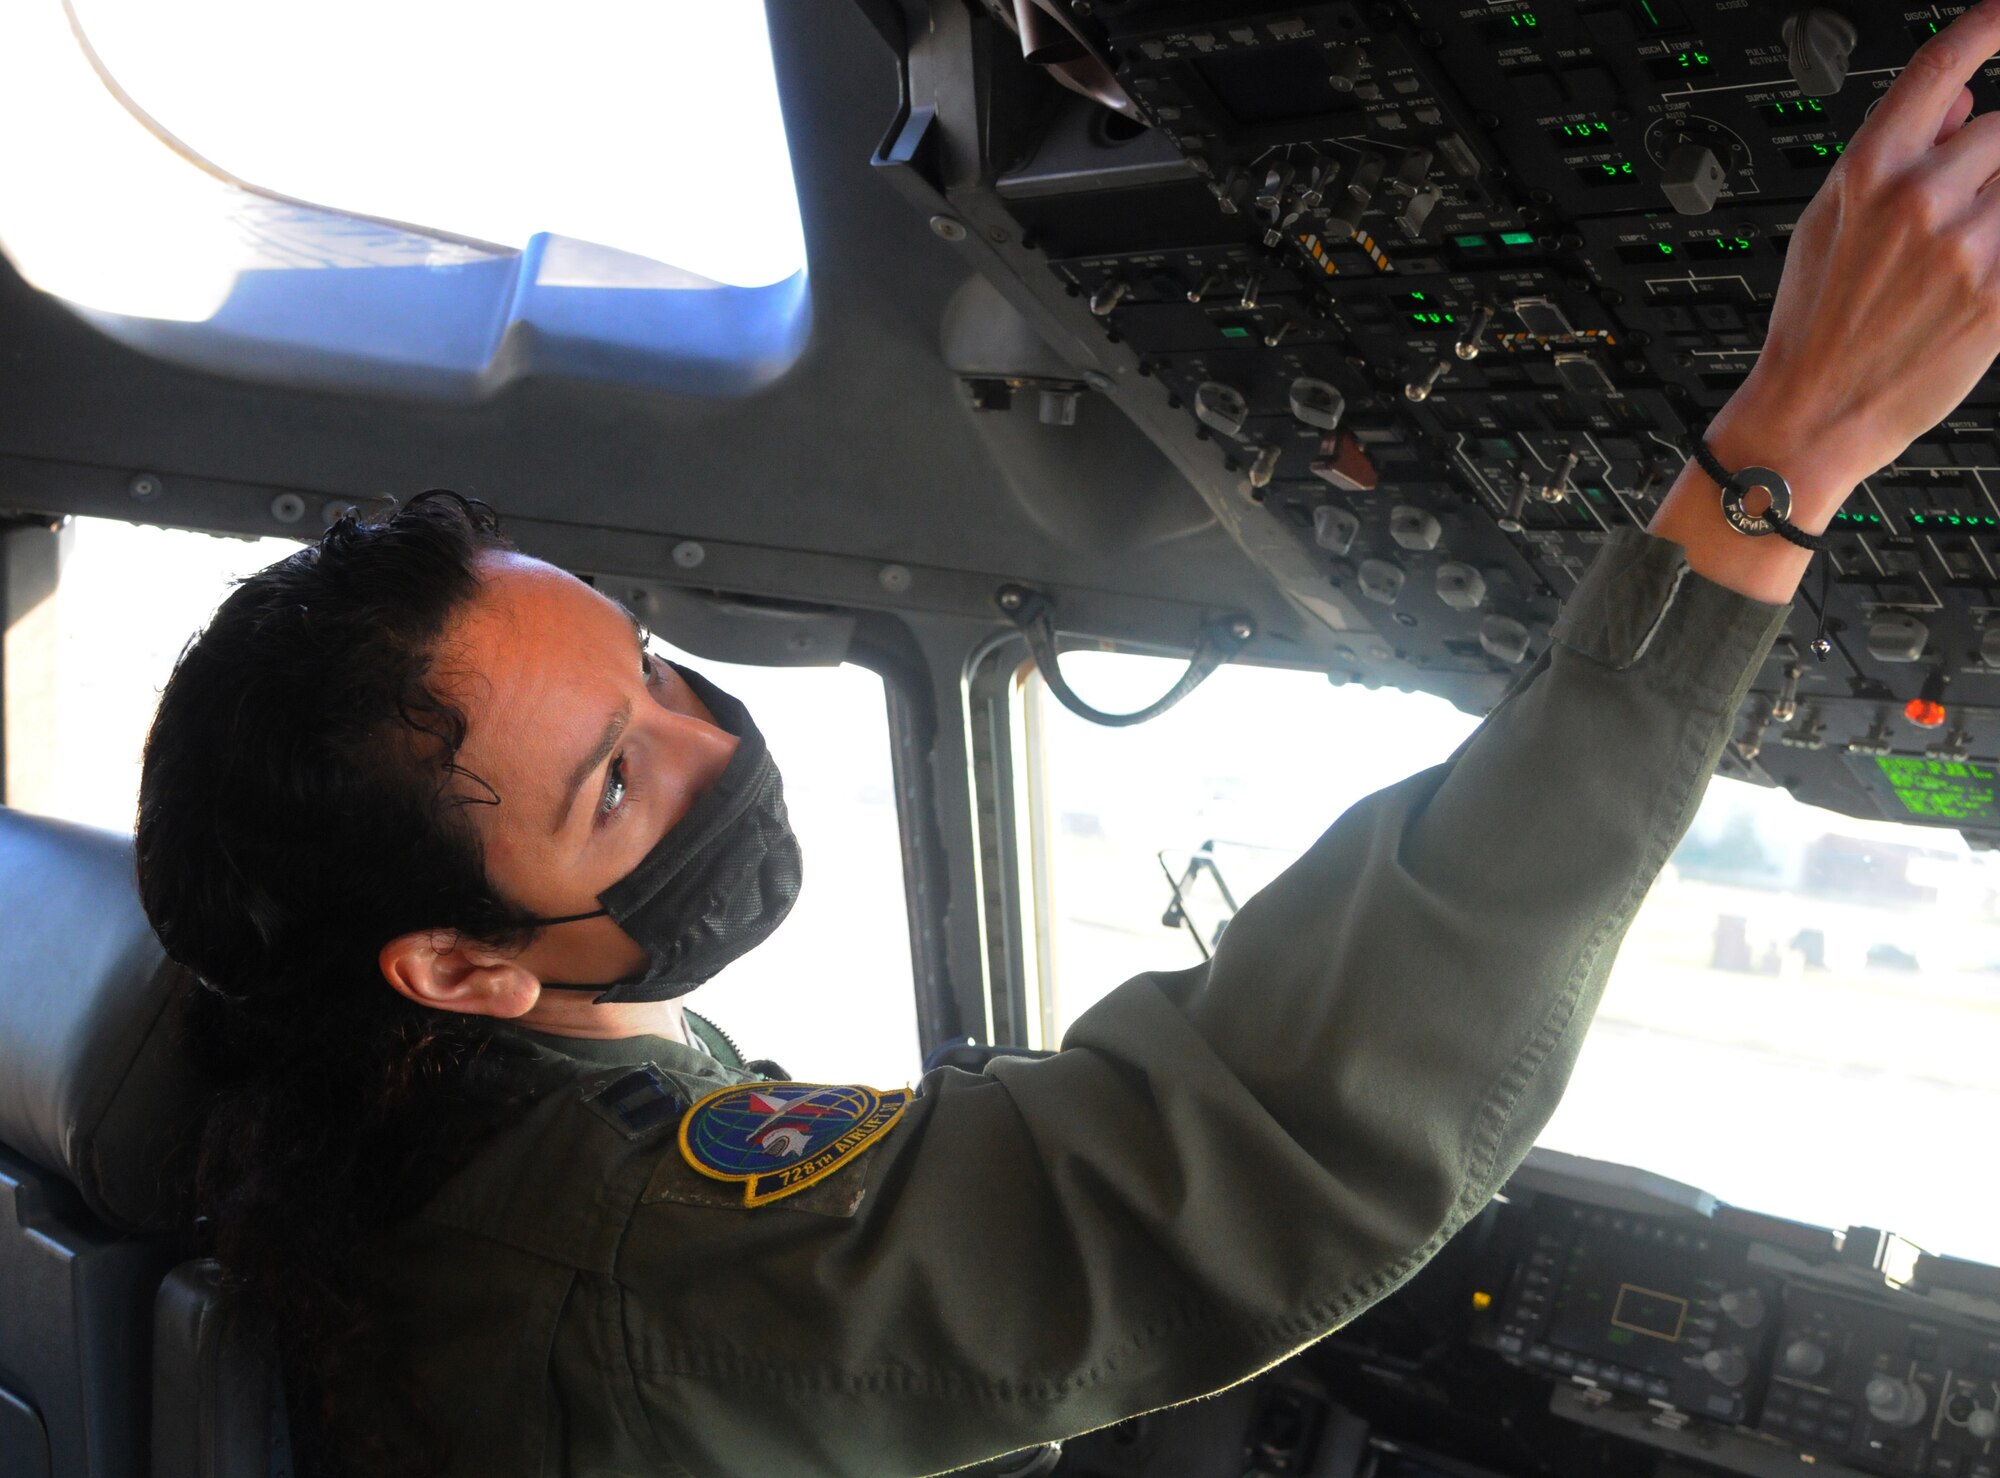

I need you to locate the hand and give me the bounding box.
[1720,0,2000,509]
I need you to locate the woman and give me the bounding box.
[135,9,2000,1475]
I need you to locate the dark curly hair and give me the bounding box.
[136,492,555,1477]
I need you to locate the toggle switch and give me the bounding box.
[1193,381,1249,438]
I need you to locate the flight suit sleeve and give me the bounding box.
[599,527,1791,1478]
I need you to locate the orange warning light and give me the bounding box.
[1472,1291,1494,1310]
[1904,698,1948,729]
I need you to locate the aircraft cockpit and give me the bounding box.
[2,2,1998,1477]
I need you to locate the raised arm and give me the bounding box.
[582,8,2000,1474]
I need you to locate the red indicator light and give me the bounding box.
[1905,698,1948,728]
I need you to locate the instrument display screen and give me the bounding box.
[1545,1234,1709,1377]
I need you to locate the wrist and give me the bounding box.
[1704,381,1885,532]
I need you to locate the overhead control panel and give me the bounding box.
[877,0,2000,841]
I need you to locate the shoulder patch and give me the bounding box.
[669,1081,911,1209]
[579,1063,688,1141]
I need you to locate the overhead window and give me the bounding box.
[0,0,810,396]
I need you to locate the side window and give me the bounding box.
[639,639,919,1088]
[1017,650,2000,1268]
[3,517,918,1087]
[3,517,302,832]
[1015,651,1479,1042]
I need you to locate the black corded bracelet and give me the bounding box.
[1687,431,1834,661]
[1687,435,1827,554]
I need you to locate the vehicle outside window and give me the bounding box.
[1015,648,2000,1269]
[6,517,918,1087]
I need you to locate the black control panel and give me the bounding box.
[1048,1148,2000,1478]
[1481,1198,1782,1425]
[1763,1283,2000,1476]
[900,0,2000,842]
[1467,1161,2000,1478]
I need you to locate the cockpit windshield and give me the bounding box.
[1020,650,2000,1270]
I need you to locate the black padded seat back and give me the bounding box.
[0,806,210,1234]
[0,1144,179,1478]
[154,1260,291,1478]
[0,805,259,1478]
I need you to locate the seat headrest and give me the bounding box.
[0,806,209,1234]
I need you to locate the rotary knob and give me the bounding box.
[1662,144,1726,216]
[1719,1289,1767,1329]
[1969,1408,2000,1441]
[1702,1349,1751,1387]
[1865,1375,1928,1428]
[1783,8,1859,97]
[1783,1338,1829,1379]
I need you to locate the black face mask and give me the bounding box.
[526,664,803,1005]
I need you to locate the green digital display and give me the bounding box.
[1648,49,1714,80]
[1550,119,1614,141]
[1218,325,1252,339]
[1408,311,1458,326]
[1762,97,1827,124]
[1480,9,1541,40]
[1866,756,2000,824]
[1576,159,1636,188]
[1499,231,1536,245]
[1452,233,1489,248]
[1908,512,1999,528]
[1783,141,1846,169]
[1830,509,1884,527]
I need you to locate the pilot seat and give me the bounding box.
[0,804,291,1478]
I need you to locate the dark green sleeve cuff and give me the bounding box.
[1551,527,1792,709]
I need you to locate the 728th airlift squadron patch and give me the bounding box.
[677,1081,911,1208]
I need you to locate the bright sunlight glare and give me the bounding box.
[0,0,806,322]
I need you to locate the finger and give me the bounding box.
[1860,0,2000,160]
[1924,107,2000,194]
[1938,85,1977,143]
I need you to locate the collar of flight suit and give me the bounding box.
[499,1004,741,1074]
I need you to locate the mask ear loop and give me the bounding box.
[523,907,611,926]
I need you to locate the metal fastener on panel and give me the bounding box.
[671,541,706,570]
[1228,616,1256,642]
[270,493,306,524]
[929,215,968,242]
[997,586,1026,613]
[128,472,163,502]
[878,564,913,594]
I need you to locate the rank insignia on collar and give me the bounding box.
[677,1081,910,1208]
[579,1063,688,1140]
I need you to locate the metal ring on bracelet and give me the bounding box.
[1717,464,1795,537]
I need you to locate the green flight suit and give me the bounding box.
[347,526,1789,1478]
